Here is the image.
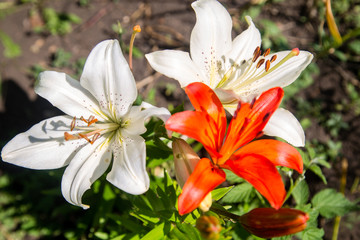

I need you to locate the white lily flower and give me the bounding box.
[145,0,313,147]
[1,40,170,209]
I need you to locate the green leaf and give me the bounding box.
[169,222,201,240]
[308,165,327,184]
[292,180,310,205]
[312,188,358,218]
[300,227,324,240]
[212,186,233,201]
[141,221,172,240]
[220,182,254,204]
[0,30,21,58]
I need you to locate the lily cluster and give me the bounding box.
[1,0,314,238]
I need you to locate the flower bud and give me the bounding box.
[172,138,212,212]
[196,215,221,240]
[239,208,309,238]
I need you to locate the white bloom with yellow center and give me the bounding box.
[1,40,170,208]
[145,0,313,147]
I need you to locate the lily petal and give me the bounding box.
[227,16,261,67]
[106,134,149,195]
[166,111,220,159]
[35,71,103,120]
[121,102,170,137]
[263,108,305,147]
[145,50,203,87]
[179,158,226,215]
[61,137,111,208]
[190,0,232,86]
[234,139,303,173]
[1,116,85,169]
[185,82,226,144]
[80,40,137,118]
[224,155,286,209]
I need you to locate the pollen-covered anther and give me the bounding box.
[80,115,98,126]
[265,60,271,72]
[270,54,277,63]
[252,46,261,62]
[70,116,76,131]
[256,59,265,69]
[291,48,300,56]
[64,132,80,141]
[263,48,271,57]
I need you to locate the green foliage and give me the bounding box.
[38,8,81,35]
[0,30,21,58]
[312,188,359,218]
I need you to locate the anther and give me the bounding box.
[252,47,261,62]
[87,116,98,126]
[90,133,101,144]
[70,116,76,131]
[263,48,271,57]
[265,60,271,72]
[270,54,277,63]
[78,133,92,144]
[256,59,265,68]
[64,132,79,141]
[291,48,300,56]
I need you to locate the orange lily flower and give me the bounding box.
[166,82,303,215]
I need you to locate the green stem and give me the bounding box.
[210,205,242,222]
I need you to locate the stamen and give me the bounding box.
[87,116,98,126]
[265,60,271,72]
[70,116,76,131]
[252,46,261,62]
[263,48,271,57]
[129,25,141,71]
[91,133,101,144]
[256,59,265,68]
[78,133,92,144]
[64,132,80,141]
[270,54,277,63]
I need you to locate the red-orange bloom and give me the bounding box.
[166,82,303,215]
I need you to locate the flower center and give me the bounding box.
[64,115,120,144]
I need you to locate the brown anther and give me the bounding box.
[263,48,271,57]
[270,54,277,63]
[91,133,101,144]
[252,47,261,62]
[70,116,76,131]
[78,133,92,144]
[256,59,265,68]
[265,60,271,72]
[80,116,87,123]
[64,132,79,141]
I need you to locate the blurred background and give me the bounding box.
[0,0,359,239]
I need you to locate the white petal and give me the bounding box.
[80,40,137,118]
[122,102,170,136]
[263,108,305,147]
[61,137,111,208]
[227,16,261,65]
[190,0,232,84]
[106,135,149,195]
[145,50,203,87]
[1,116,86,169]
[237,50,313,101]
[35,71,103,120]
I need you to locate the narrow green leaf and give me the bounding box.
[141,221,172,240]
[212,186,233,201]
[0,30,21,58]
[308,164,327,184]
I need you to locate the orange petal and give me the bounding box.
[166,111,221,159]
[223,154,286,209]
[234,139,303,173]
[185,82,227,147]
[239,87,284,144]
[178,158,226,215]
[239,208,309,238]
